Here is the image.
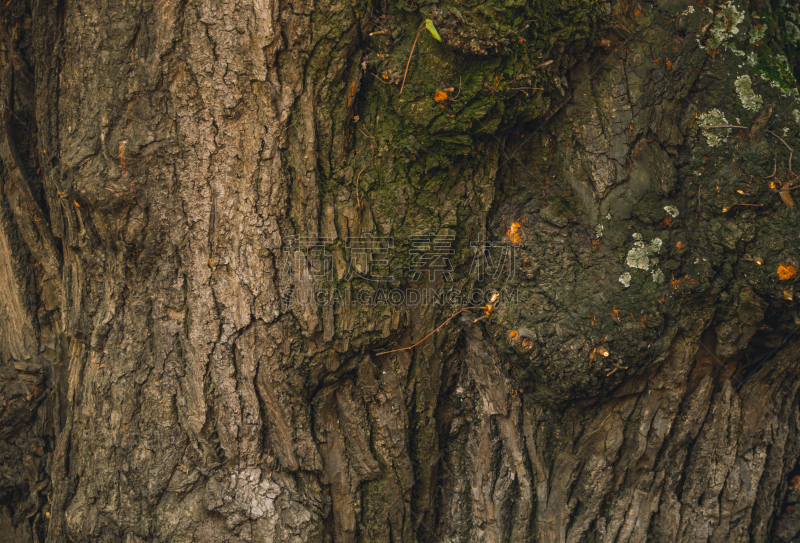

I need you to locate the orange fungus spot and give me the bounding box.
[506,222,522,244]
[777,263,797,280]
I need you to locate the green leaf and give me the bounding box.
[425,19,442,42]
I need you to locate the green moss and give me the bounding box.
[750,44,799,98]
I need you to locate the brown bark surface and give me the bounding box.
[2,0,800,542]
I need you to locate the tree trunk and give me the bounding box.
[2,0,800,541]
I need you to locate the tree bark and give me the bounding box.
[2,0,800,542]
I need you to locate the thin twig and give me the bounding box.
[606,363,628,377]
[356,163,369,208]
[766,130,796,174]
[453,77,462,100]
[703,124,797,174]
[765,153,777,179]
[506,86,544,97]
[375,306,483,356]
[400,27,425,95]
[370,72,395,85]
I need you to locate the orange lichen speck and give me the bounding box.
[506,222,522,244]
[434,91,448,102]
[777,263,797,280]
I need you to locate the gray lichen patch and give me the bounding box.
[788,22,800,45]
[619,272,631,288]
[734,75,763,112]
[699,109,731,147]
[652,268,665,284]
[626,235,662,271]
[664,205,679,218]
[706,1,745,49]
[749,24,766,44]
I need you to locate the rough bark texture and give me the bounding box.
[2,0,800,542]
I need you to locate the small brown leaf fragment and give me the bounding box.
[748,104,773,140]
[779,190,795,208]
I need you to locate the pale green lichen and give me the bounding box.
[787,22,800,45]
[793,110,800,125]
[595,224,604,238]
[664,205,679,218]
[699,109,730,147]
[652,268,664,284]
[749,24,766,44]
[720,1,745,33]
[619,272,631,288]
[626,236,662,271]
[747,52,758,66]
[734,75,763,112]
[707,1,745,49]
